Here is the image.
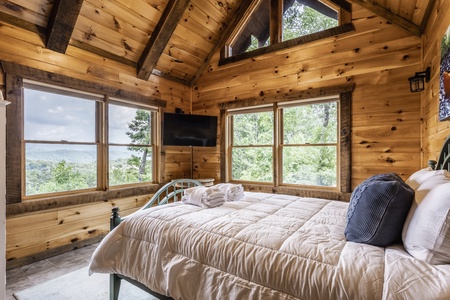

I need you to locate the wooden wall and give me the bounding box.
[6,195,149,268]
[0,27,190,111]
[193,3,423,189]
[0,20,190,268]
[161,146,220,183]
[421,0,450,160]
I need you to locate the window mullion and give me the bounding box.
[98,96,108,190]
[273,103,279,187]
[270,0,282,44]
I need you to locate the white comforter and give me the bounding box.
[89,192,450,300]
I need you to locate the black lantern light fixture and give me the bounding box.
[408,67,430,92]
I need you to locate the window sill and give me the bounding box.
[6,183,161,216]
[242,183,351,202]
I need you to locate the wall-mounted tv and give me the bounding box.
[162,112,218,147]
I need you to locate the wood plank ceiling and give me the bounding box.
[0,0,435,87]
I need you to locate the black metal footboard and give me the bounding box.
[109,179,202,300]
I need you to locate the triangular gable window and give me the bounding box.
[221,0,352,64]
[283,0,338,41]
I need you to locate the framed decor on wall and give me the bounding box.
[440,25,450,121]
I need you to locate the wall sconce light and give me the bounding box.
[408,67,431,92]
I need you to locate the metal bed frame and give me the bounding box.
[109,179,203,300]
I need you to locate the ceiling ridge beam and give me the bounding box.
[351,0,421,36]
[137,0,190,81]
[46,0,84,53]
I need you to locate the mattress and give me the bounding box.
[89,192,450,299]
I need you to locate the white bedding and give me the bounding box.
[89,192,450,299]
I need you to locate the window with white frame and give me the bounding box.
[227,97,339,188]
[23,82,157,197]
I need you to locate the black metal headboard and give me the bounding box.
[432,135,450,171]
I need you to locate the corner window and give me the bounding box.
[24,83,99,196]
[108,102,156,186]
[280,100,338,187]
[227,97,339,189]
[230,109,274,182]
[23,82,157,198]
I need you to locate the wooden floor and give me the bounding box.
[5,243,98,300]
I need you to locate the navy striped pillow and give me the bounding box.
[345,173,414,247]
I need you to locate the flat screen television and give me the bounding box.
[162,112,218,147]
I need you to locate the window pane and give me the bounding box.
[24,88,95,142]
[283,102,337,144]
[109,104,152,145]
[282,145,336,186]
[232,147,272,182]
[25,143,97,196]
[109,146,152,185]
[229,0,269,55]
[283,1,338,41]
[233,112,273,146]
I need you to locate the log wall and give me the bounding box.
[421,0,450,161]
[193,3,423,188]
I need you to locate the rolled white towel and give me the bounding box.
[181,186,225,208]
[214,183,244,201]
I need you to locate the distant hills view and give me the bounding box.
[26,147,131,163]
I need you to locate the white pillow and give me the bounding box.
[402,173,450,264]
[405,168,445,190]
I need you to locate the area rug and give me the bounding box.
[14,266,157,300]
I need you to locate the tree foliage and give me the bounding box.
[231,102,338,186]
[26,109,153,196]
[283,1,338,41]
[246,0,338,52]
[125,109,152,182]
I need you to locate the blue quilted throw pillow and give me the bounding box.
[345,173,414,247]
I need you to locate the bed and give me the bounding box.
[89,135,450,300]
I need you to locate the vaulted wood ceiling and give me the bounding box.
[0,0,435,87]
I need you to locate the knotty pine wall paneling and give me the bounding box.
[0,22,189,267]
[421,0,450,161]
[193,3,423,189]
[6,195,149,269]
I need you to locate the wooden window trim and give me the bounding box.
[219,23,355,66]
[219,84,353,201]
[3,61,166,214]
[220,0,354,66]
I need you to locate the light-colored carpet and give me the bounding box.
[14,266,157,300]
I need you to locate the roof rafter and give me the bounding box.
[350,0,421,36]
[137,0,191,81]
[46,0,84,53]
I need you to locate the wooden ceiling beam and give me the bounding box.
[137,0,190,81]
[46,0,84,53]
[350,0,421,36]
